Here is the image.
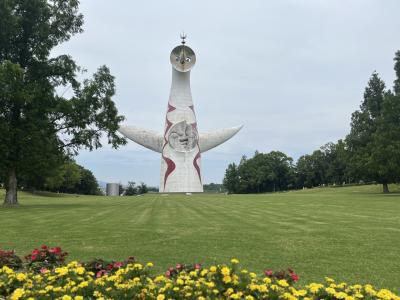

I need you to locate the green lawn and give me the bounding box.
[0,185,399,291]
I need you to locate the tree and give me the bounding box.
[346,55,400,193]
[124,182,137,196]
[74,165,101,195]
[0,0,126,205]
[137,182,148,194]
[223,163,240,194]
[223,151,294,194]
[44,160,81,192]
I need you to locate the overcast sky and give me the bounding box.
[53,0,400,186]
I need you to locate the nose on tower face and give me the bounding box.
[170,37,196,73]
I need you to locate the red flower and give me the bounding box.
[31,255,37,261]
[49,247,62,255]
[291,273,299,282]
[264,269,273,276]
[41,245,48,250]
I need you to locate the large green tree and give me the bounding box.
[0,0,126,205]
[223,151,294,194]
[346,53,400,193]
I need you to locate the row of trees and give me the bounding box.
[224,51,400,194]
[120,181,151,196]
[43,161,101,195]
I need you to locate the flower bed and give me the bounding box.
[0,246,398,300]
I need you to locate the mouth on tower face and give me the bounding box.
[170,45,196,72]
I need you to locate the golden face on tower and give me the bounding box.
[170,45,196,72]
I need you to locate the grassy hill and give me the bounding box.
[0,185,399,290]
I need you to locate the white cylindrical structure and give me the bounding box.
[106,183,119,196]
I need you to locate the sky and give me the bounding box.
[52,0,400,187]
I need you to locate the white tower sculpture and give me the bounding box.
[119,35,242,192]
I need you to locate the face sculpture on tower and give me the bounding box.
[118,35,243,192]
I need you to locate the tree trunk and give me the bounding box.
[4,168,18,205]
[383,183,390,194]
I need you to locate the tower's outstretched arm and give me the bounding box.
[118,125,163,153]
[199,125,243,153]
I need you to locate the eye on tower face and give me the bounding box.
[170,45,196,72]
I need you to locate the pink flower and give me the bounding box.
[40,267,48,274]
[195,263,201,270]
[96,270,105,278]
[113,262,123,268]
[165,270,171,277]
[264,269,273,276]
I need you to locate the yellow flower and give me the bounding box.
[55,267,69,276]
[282,292,297,300]
[75,267,85,275]
[78,281,89,288]
[377,289,395,300]
[62,296,72,300]
[177,278,184,285]
[223,275,232,283]
[278,279,289,287]
[325,277,335,283]
[245,296,254,300]
[221,266,230,276]
[336,292,348,299]
[209,266,217,272]
[75,297,84,300]
[249,272,257,278]
[146,262,154,267]
[230,258,239,264]
[206,281,215,288]
[263,277,271,284]
[308,283,323,293]
[11,288,25,300]
[345,296,355,300]
[326,287,336,295]
[259,284,268,293]
[16,273,26,281]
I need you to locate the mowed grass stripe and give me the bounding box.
[0,186,399,291]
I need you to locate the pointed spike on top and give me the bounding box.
[180,32,187,44]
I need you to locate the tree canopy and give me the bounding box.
[0,0,126,205]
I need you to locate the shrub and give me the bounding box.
[0,250,22,270]
[24,245,68,273]
[83,256,135,278]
